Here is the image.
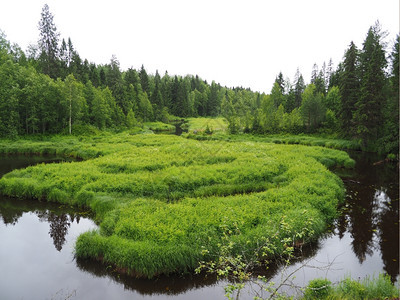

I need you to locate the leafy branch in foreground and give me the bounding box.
[195,215,317,300]
[195,215,399,300]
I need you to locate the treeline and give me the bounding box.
[223,22,399,154]
[0,4,398,155]
[0,40,225,134]
[0,4,229,137]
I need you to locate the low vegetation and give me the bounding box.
[186,131,361,152]
[143,122,175,132]
[184,117,228,133]
[0,133,354,278]
[303,274,399,300]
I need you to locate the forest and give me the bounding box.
[0,4,398,156]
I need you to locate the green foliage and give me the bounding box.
[0,19,397,155]
[304,279,332,299]
[143,122,175,132]
[300,84,326,131]
[0,134,353,278]
[354,22,388,147]
[302,273,399,300]
[69,124,101,136]
[126,109,137,129]
[187,132,361,154]
[186,117,228,133]
[197,212,320,300]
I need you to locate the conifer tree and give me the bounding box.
[38,4,60,79]
[275,72,285,93]
[294,68,305,108]
[379,35,399,154]
[139,65,150,96]
[150,70,163,119]
[270,82,284,108]
[160,71,172,112]
[207,81,221,116]
[339,41,359,134]
[354,22,387,146]
[59,38,68,77]
[106,55,126,113]
[314,70,326,95]
[310,63,318,84]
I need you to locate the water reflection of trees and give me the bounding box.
[348,185,375,264]
[0,208,23,225]
[0,197,84,252]
[340,180,399,282]
[76,257,219,295]
[76,240,322,296]
[37,212,72,251]
[376,190,399,282]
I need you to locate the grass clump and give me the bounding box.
[0,133,354,278]
[302,274,399,299]
[304,278,333,299]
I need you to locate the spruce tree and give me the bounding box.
[294,68,305,108]
[270,82,284,108]
[339,41,359,135]
[38,4,60,79]
[207,81,221,116]
[106,55,126,113]
[275,72,285,93]
[380,35,399,154]
[160,71,172,112]
[326,59,334,88]
[150,70,163,119]
[59,38,68,77]
[310,63,318,84]
[314,70,326,95]
[139,65,150,96]
[354,23,387,146]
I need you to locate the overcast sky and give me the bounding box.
[0,0,398,93]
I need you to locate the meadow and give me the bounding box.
[183,117,228,133]
[0,133,355,278]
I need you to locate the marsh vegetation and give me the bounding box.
[0,133,354,279]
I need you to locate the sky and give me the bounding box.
[0,0,398,93]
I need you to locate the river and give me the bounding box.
[0,151,398,299]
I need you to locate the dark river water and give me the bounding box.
[0,152,398,300]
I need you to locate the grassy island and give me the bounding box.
[0,133,354,278]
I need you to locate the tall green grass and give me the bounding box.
[185,117,228,133]
[303,274,399,299]
[0,133,354,278]
[186,132,361,152]
[143,122,175,132]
